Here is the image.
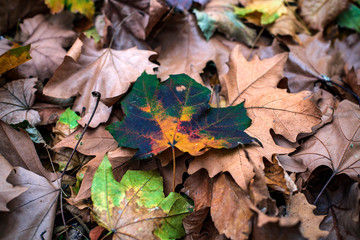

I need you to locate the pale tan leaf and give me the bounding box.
[43,35,157,127]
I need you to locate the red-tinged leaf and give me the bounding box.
[106,72,259,160]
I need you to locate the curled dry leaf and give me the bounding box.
[298,0,349,30]
[43,35,157,127]
[0,121,57,181]
[291,100,360,181]
[0,78,41,125]
[288,193,329,240]
[0,155,28,211]
[151,13,230,79]
[10,15,76,81]
[193,0,257,46]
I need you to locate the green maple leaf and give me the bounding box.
[106,72,259,160]
[57,108,81,129]
[91,155,192,239]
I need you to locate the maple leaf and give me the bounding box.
[292,100,360,181]
[91,155,192,239]
[6,15,76,81]
[193,0,257,46]
[190,46,321,188]
[298,0,349,30]
[43,35,157,127]
[106,72,258,160]
[45,0,95,19]
[0,78,41,125]
[0,44,31,75]
[150,13,230,79]
[0,155,28,211]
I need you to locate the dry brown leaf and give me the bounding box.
[43,35,157,127]
[159,156,187,196]
[298,0,349,30]
[344,68,360,97]
[183,208,210,237]
[211,174,253,239]
[251,218,305,240]
[0,166,59,240]
[9,15,76,81]
[104,0,169,42]
[288,193,329,240]
[151,13,230,79]
[0,0,48,34]
[0,155,28,211]
[291,100,360,181]
[0,121,57,181]
[285,33,344,92]
[334,33,360,78]
[0,78,41,125]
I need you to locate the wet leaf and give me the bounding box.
[91,155,192,239]
[0,44,31,75]
[107,72,258,160]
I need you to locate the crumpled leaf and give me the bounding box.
[298,0,349,30]
[0,78,41,125]
[43,35,157,127]
[7,14,76,81]
[291,100,360,181]
[0,165,59,240]
[150,13,230,79]
[338,3,360,33]
[0,155,28,211]
[107,72,258,160]
[45,0,95,19]
[288,193,329,240]
[234,0,289,25]
[284,33,344,92]
[0,44,31,74]
[193,0,257,46]
[190,47,321,188]
[91,155,192,239]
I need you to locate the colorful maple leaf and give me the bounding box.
[106,72,259,160]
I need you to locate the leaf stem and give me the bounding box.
[172,146,176,192]
[313,170,337,205]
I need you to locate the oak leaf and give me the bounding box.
[291,100,360,181]
[298,0,349,30]
[0,78,41,125]
[193,0,257,45]
[91,155,192,239]
[190,47,321,188]
[107,72,258,160]
[150,14,230,79]
[0,155,28,211]
[9,15,76,81]
[43,35,157,127]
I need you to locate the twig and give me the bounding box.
[59,91,101,239]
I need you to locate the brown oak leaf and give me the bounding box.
[43,35,157,127]
[0,78,40,125]
[150,13,230,79]
[291,100,360,181]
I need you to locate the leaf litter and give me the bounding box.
[0,1,360,239]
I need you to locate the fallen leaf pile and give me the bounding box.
[0,0,359,239]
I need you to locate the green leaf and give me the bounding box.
[193,1,257,46]
[106,72,259,160]
[84,27,101,43]
[338,4,360,33]
[57,108,81,129]
[91,155,192,239]
[0,44,31,75]
[45,0,94,19]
